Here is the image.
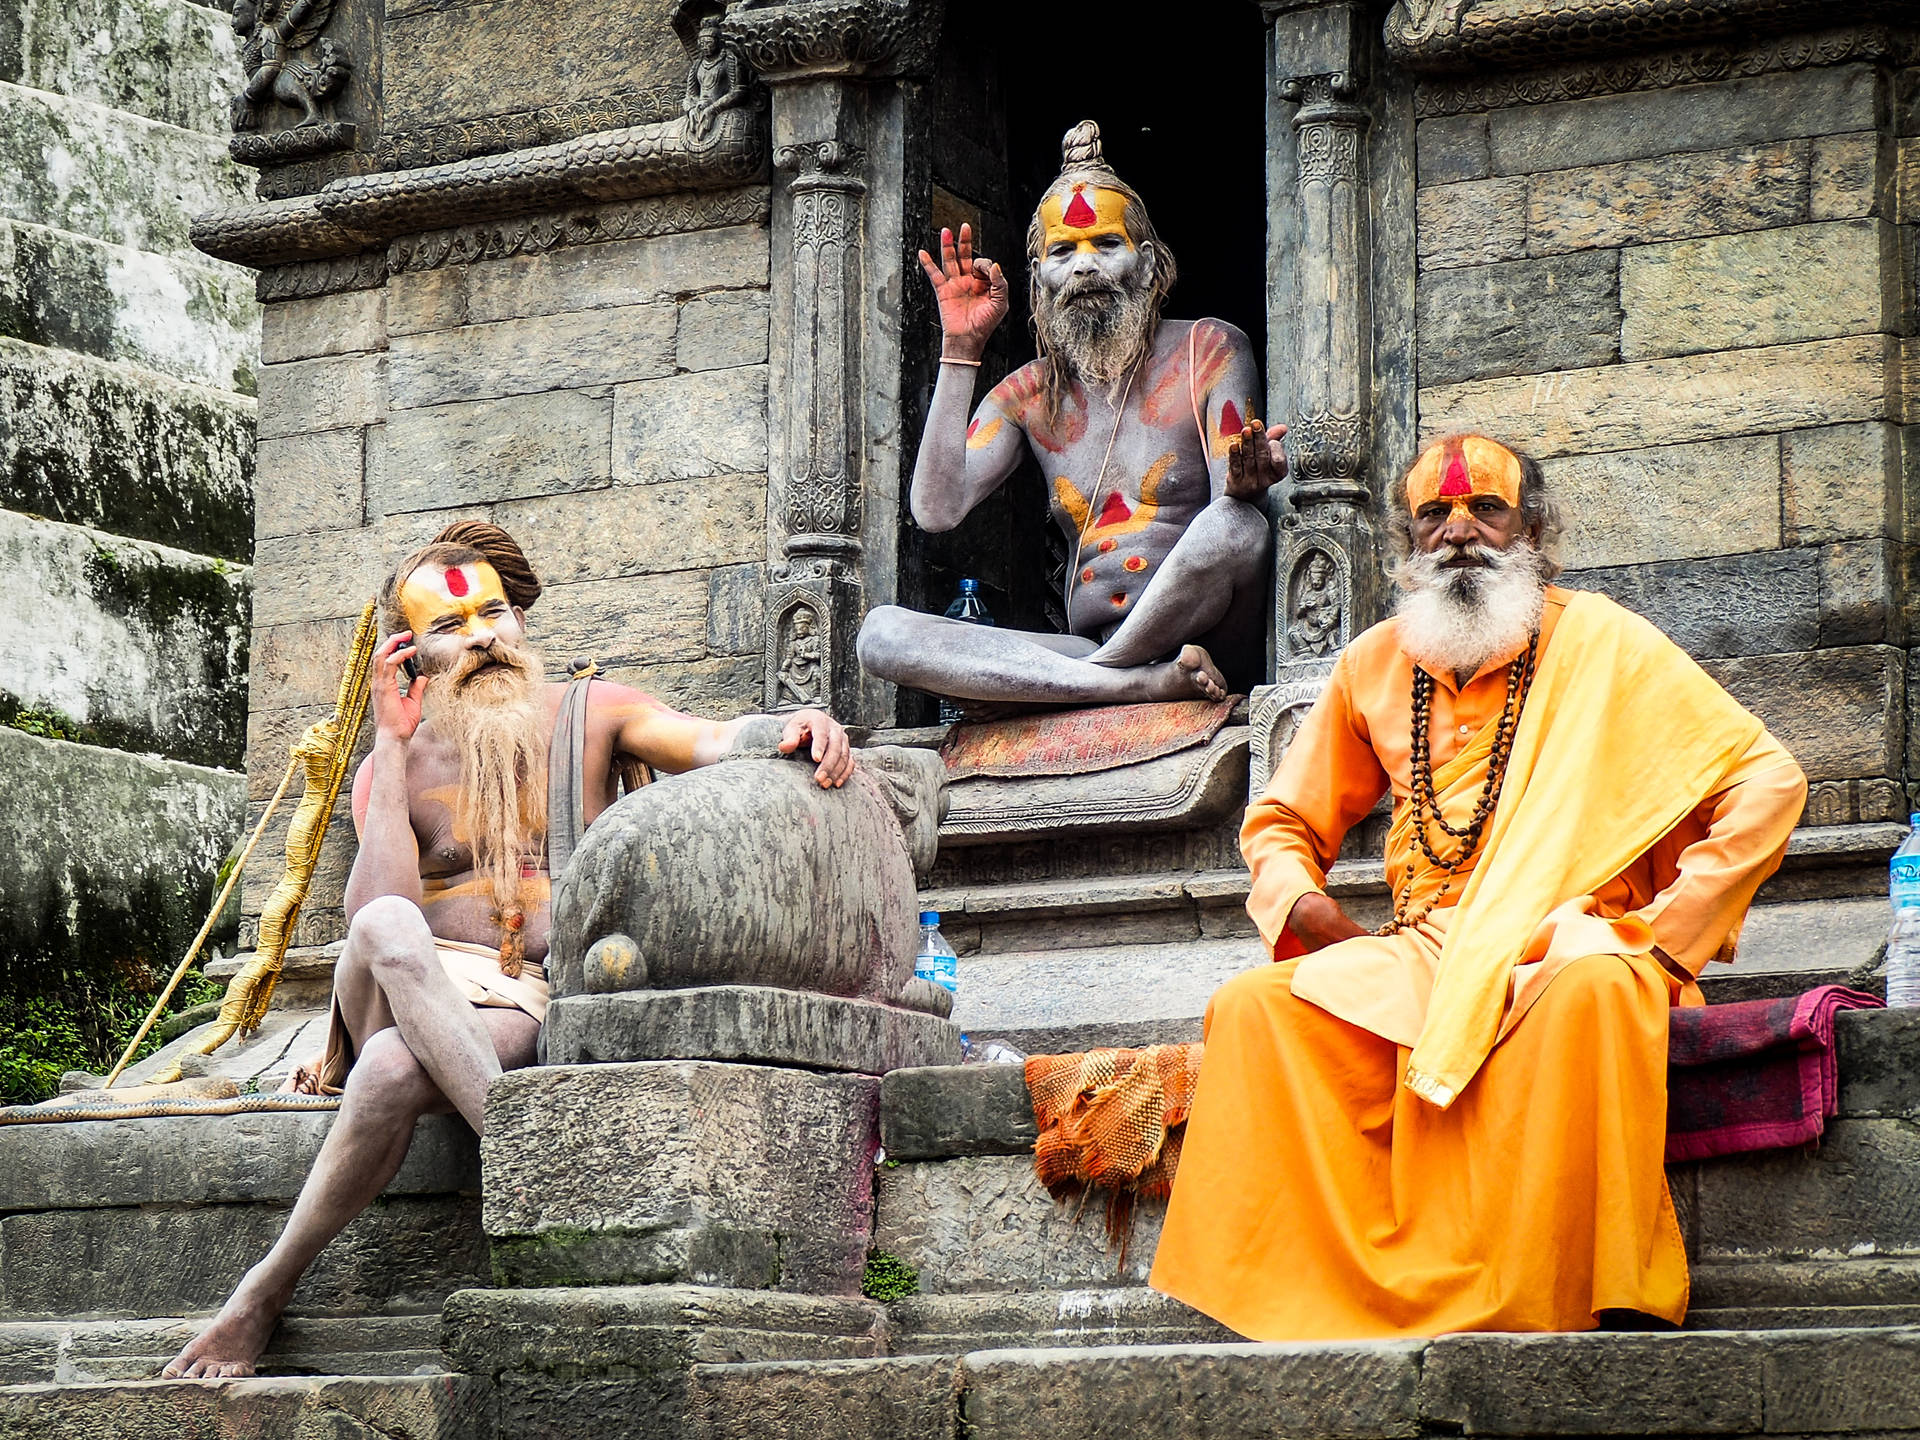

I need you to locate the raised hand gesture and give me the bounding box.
[370,631,429,744]
[917,223,1007,363]
[1225,419,1289,503]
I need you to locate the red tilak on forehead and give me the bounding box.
[1439,453,1472,498]
[1063,189,1098,228]
[445,566,470,597]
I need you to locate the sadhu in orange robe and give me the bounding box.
[1150,587,1807,1339]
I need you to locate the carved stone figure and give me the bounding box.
[1288,550,1342,657]
[858,122,1284,712]
[549,718,948,1002]
[682,10,753,144]
[231,0,350,132]
[778,607,825,706]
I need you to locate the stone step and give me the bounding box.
[0,79,251,256]
[871,1010,1920,1311]
[0,332,255,562]
[0,1372,474,1439]
[0,1110,484,1321]
[686,1326,1920,1440]
[1,0,245,137]
[0,508,250,769]
[0,217,258,393]
[0,1312,443,1384]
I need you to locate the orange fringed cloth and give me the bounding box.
[1024,1043,1205,1263]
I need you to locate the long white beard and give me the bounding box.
[1035,275,1159,385]
[1392,539,1549,680]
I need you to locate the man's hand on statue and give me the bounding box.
[1225,419,1289,502]
[371,631,428,744]
[1287,891,1369,952]
[916,222,1007,360]
[779,708,855,788]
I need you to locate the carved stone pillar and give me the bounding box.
[1253,0,1404,791]
[732,1,941,726]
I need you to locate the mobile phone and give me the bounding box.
[401,654,420,682]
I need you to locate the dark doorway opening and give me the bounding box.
[895,6,1270,722]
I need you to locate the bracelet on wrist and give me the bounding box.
[938,355,982,368]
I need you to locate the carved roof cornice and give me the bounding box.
[1384,0,1912,72]
[724,0,943,81]
[192,114,767,269]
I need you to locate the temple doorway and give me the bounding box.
[896,3,1271,721]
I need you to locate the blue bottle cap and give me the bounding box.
[1911,813,1919,827]
[919,910,940,925]
[960,578,979,595]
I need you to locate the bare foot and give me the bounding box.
[161,1269,287,1379]
[1171,644,1228,702]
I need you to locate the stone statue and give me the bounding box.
[778,606,824,706]
[681,10,752,144]
[230,0,351,132]
[858,120,1285,712]
[1288,550,1342,657]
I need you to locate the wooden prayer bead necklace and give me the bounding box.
[1376,631,1539,936]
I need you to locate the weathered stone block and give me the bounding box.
[0,1195,485,1317]
[1696,1117,1920,1259]
[679,290,771,373]
[0,1373,476,1440]
[1836,1007,1920,1118]
[249,509,487,627]
[460,225,771,328]
[491,472,765,586]
[0,81,251,252]
[1422,1331,1764,1434]
[0,334,253,560]
[1415,113,1489,185]
[0,511,249,767]
[543,986,960,1073]
[1418,335,1895,459]
[368,389,611,513]
[608,653,760,719]
[1416,250,1619,386]
[1820,539,1899,648]
[1486,66,1878,176]
[0,726,242,999]
[1561,550,1817,661]
[254,427,365,541]
[536,569,711,667]
[962,1342,1424,1440]
[690,1355,958,1440]
[1782,422,1899,545]
[874,1153,1160,1293]
[1415,178,1526,270]
[706,563,765,656]
[387,266,468,337]
[880,1063,1035,1161]
[951,938,1265,1043]
[483,1062,880,1293]
[254,351,386,441]
[260,289,388,366]
[1811,130,1889,222]
[1545,434,1779,570]
[1760,1327,1920,1432]
[0,1112,475,1212]
[1524,139,1809,257]
[0,218,258,393]
[388,303,675,410]
[1620,220,1893,360]
[890,1288,1231,1354]
[1700,646,1903,783]
[614,366,769,482]
[0,0,245,137]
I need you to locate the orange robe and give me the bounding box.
[1150,588,1806,1339]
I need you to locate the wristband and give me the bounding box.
[939,356,983,368]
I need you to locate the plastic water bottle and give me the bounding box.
[960,1035,1026,1065]
[937,579,995,725]
[1889,814,1920,1007]
[915,910,958,995]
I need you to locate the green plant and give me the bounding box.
[0,971,228,1106]
[861,1249,920,1302]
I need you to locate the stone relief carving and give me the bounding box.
[1414,24,1916,117]
[1385,0,1909,72]
[386,187,769,275]
[1287,549,1345,660]
[683,7,756,144]
[726,0,942,79]
[776,605,826,706]
[255,251,388,302]
[379,91,682,171]
[1249,676,1332,803]
[1803,778,1906,828]
[229,0,357,166]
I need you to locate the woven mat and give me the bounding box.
[941,697,1240,781]
[0,1084,340,1125]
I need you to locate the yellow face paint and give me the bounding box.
[1041,183,1132,253]
[1405,435,1524,523]
[399,560,511,639]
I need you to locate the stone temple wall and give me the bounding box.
[0,0,258,997]
[242,200,775,948]
[1411,55,1917,826]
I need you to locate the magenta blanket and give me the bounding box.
[1665,986,1883,1163]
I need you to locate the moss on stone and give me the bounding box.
[861,1249,920,1301]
